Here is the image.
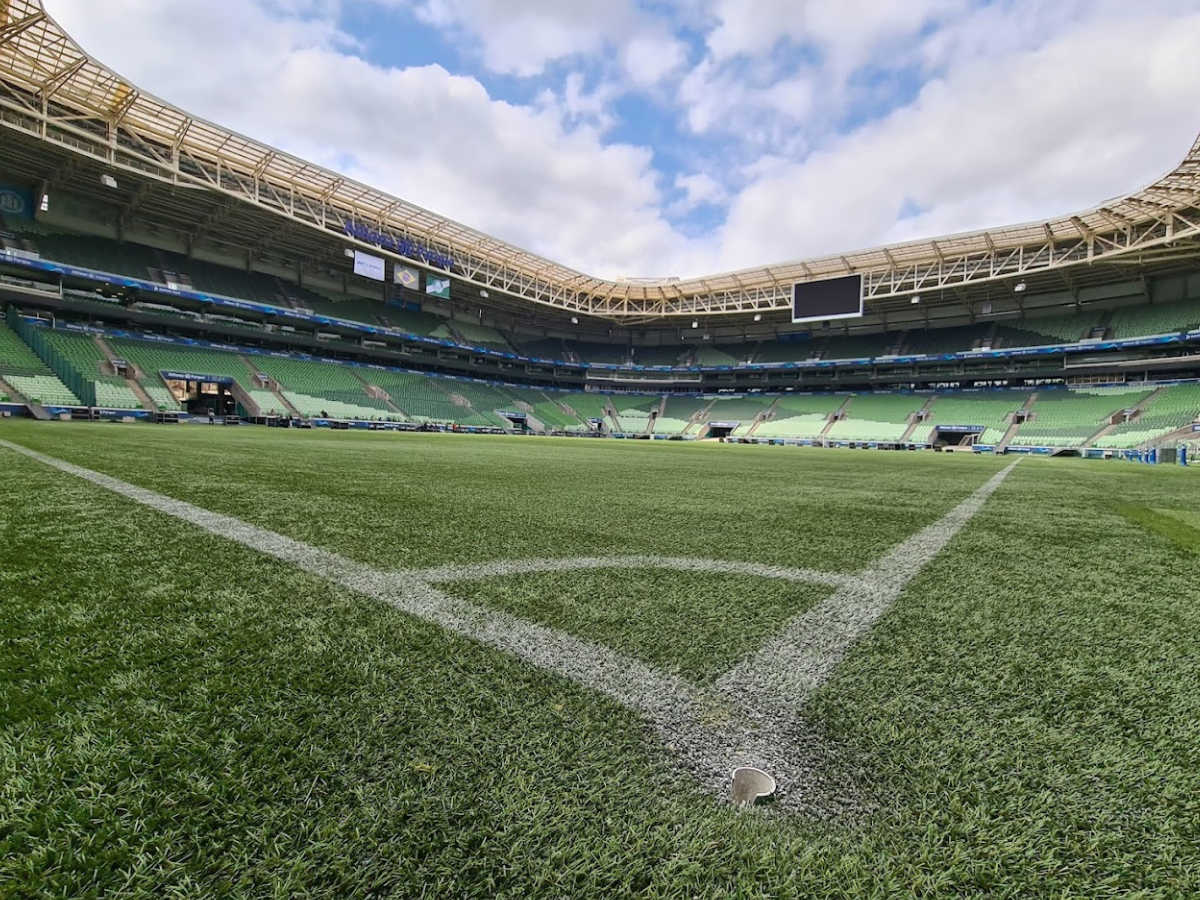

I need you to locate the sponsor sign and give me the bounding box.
[352,250,385,282]
[0,185,34,220]
[160,371,235,386]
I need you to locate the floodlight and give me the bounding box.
[1014,281,1027,293]
[100,174,118,189]
[570,316,579,324]
[691,320,699,328]
[753,314,762,322]
[911,295,921,304]
[480,290,489,298]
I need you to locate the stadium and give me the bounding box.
[1,0,1198,896]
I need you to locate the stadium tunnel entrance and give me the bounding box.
[162,371,239,418]
[701,421,738,440]
[934,425,984,449]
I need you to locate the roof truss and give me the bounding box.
[2,0,1200,319]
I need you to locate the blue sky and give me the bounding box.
[45,0,1200,278]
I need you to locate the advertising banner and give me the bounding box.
[353,250,385,282]
[0,184,34,220]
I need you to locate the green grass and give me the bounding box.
[443,569,831,683]
[2,420,1199,898]
[1115,504,1200,555]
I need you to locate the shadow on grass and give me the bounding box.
[1113,503,1200,555]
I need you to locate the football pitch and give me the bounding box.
[2,421,1198,898]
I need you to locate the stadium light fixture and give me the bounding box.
[911,295,921,304]
[479,290,489,298]
[692,320,699,328]
[753,314,762,322]
[1014,281,1027,293]
[100,174,118,189]
[570,316,579,325]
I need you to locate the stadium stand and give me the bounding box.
[613,396,660,433]
[290,289,388,326]
[901,327,986,356]
[825,394,926,442]
[381,306,449,337]
[0,318,80,406]
[753,395,845,438]
[909,392,1030,446]
[633,346,687,367]
[993,312,1102,348]
[249,356,392,420]
[22,230,164,282]
[573,342,630,366]
[816,332,902,360]
[701,396,774,436]
[106,338,277,414]
[140,382,184,412]
[653,396,712,434]
[442,380,520,427]
[501,386,584,430]
[156,251,281,305]
[446,321,515,352]
[1093,384,1200,448]
[513,338,569,361]
[36,328,141,409]
[362,370,462,423]
[1010,387,1151,447]
[558,392,613,429]
[692,345,747,366]
[1107,299,1200,339]
[752,340,818,364]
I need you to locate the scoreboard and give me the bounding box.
[791,274,863,324]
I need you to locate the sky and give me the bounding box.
[43,0,1200,280]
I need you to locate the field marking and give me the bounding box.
[717,460,1019,713]
[415,555,860,589]
[0,438,811,803]
[0,438,1017,812]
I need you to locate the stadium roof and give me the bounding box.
[2,0,1200,323]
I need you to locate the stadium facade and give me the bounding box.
[1,0,1199,453]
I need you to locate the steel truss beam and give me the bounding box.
[2,0,1200,320]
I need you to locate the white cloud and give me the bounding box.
[622,32,689,89]
[410,0,623,77]
[706,0,966,71]
[37,0,1200,282]
[404,0,688,88]
[675,172,726,209]
[714,5,1200,270]
[44,0,693,277]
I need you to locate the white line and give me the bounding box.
[415,555,859,589]
[716,460,1020,712]
[0,438,1018,812]
[0,438,803,801]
